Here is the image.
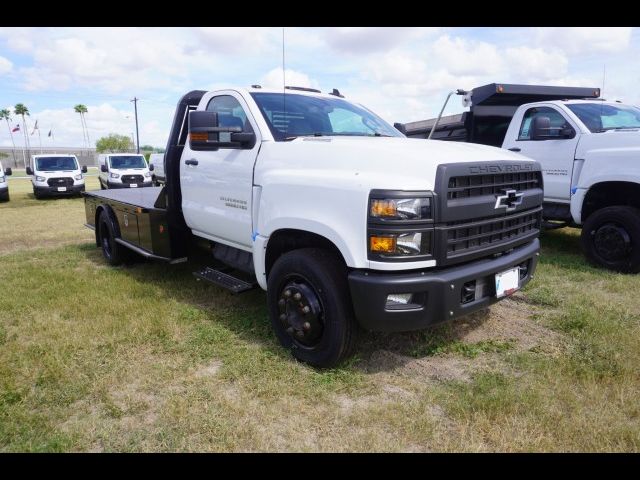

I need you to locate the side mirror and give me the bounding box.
[393,122,407,135]
[531,116,551,140]
[189,111,256,150]
[26,166,33,175]
[4,167,12,176]
[149,163,154,171]
[561,127,576,139]
[81,165,88,173]
[100,164,108,173]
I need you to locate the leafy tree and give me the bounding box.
[14,103,30,155]
[0,109,18,166]
[74,104,90,148]
[96,133,134,153]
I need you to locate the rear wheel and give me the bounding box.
[267,248,358,368]
[98,210,129,265]
[581,206,640,273]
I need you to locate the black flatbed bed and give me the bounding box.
[84,186,165,212]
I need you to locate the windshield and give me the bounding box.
[109,155,147,169]
[250,92,402,141]
[567,103,640,132]
[35,156,78,171]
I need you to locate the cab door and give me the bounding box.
[180,91,261,249]
[503,105,580,203]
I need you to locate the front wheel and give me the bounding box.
[581,206,640,273]
[267,248,358,368]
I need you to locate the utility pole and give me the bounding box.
[130,97,140,154]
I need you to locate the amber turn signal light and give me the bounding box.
[370,235,396,253]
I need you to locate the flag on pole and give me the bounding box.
[31,120,39,135]
[12,125,20,132]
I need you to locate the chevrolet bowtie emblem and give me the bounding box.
[495,189,523,211]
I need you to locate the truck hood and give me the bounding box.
[577,129,640,158]
[256,136,534,191]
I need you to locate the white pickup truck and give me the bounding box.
[26,154,87,199]
[84,86,543,367]
[404,83,640,273]
[0,161,12,201]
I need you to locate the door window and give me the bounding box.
[206,95,253,133]
[518,107,570,140]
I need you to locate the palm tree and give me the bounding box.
[0,109,17,167]
[74,104,89,148]
[14,103,30,167]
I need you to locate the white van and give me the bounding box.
[0,161,12,201]
[147,153,165,186]
[98,153,152,189]
[27,154,86,199]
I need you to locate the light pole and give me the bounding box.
[130,97,140,154]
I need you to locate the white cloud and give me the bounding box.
[534,27,632,55]
[0,56,12,75]
[432,35,503,76]
[196,27,276,54]
[504,46,568,81]
[323,27,439,54]
[260,68,318,90]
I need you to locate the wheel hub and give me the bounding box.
[592,223,631,261]
[278,280,323,346]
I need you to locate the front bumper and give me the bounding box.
[349,239,539,332]
[34,184,85,196]
[107,181,153,189]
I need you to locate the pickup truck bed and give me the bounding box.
[84,187,183,262]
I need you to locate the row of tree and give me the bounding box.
[0,103,92,155]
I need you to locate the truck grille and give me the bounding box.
[121,174,144,184]
[444,207,542,259]
[434,162,544,266]
[47,177,74,187]
[447,171,542,199]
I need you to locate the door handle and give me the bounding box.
[508,147,521,152]
[185,159,199,166]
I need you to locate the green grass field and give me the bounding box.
[1,176,639,451]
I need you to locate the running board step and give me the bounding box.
[193,267,256,294]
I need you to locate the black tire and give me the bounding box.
[100,179,106,190]
[98,210,129,266]
[0,192,8,202]
[267,248,358,368]
[33,189,41,200]
[581,206,640,273]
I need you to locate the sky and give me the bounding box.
[0,27,638,149]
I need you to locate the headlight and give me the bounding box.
[368,190,434,261]
[144,171,151,178]
[369,231,431,257]
[370,196,431,221]
[110,172,120,179]
[36,176,46,182]
[75,174,83,180]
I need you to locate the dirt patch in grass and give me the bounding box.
[355,292,564,385]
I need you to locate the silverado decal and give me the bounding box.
[220,196,248,210]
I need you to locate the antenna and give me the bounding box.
[282,27,286,135]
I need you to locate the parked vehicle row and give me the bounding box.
[402,83,640,273]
